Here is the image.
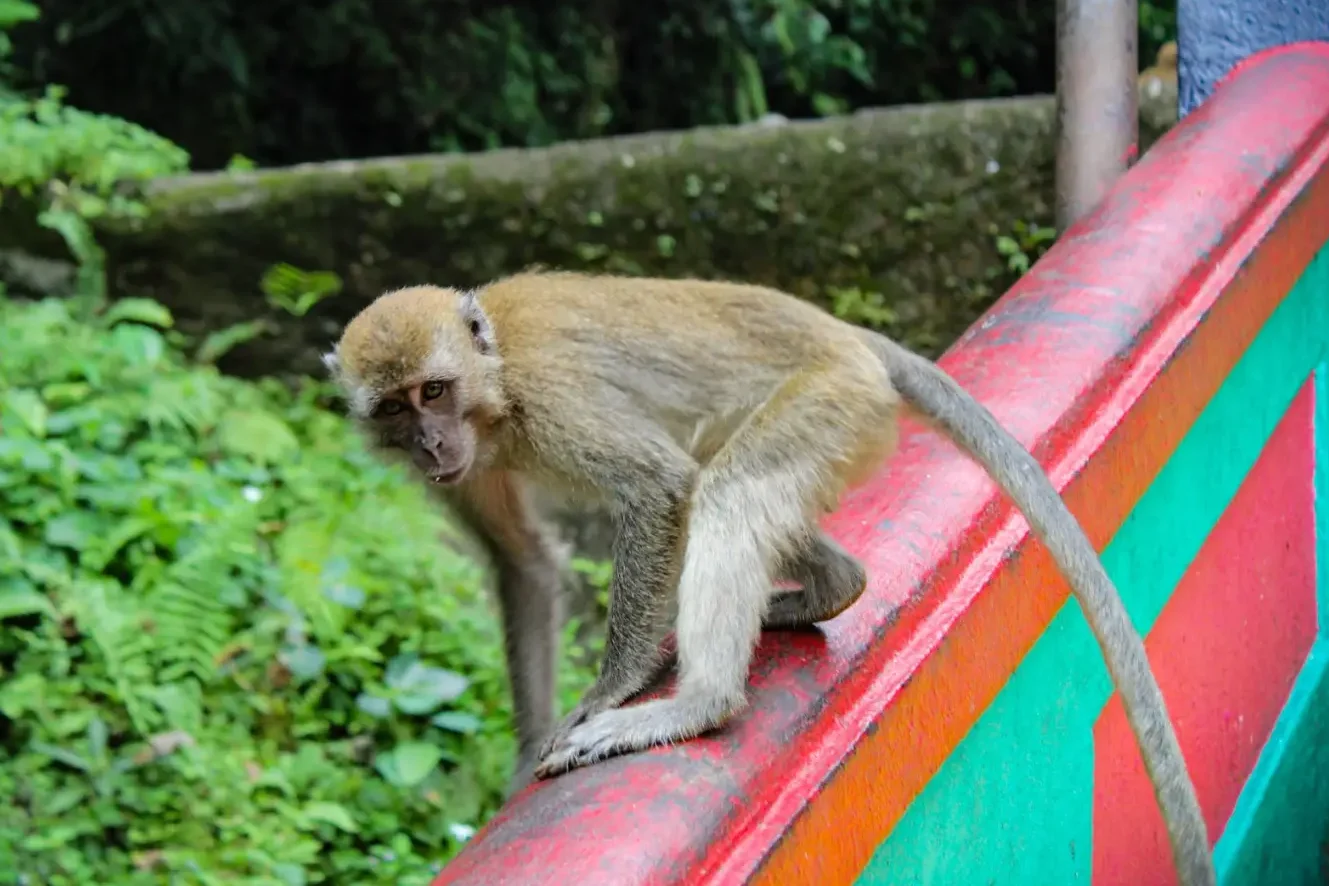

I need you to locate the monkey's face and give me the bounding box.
[325,284,507,485]
[370,379,478,485]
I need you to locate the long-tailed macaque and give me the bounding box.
[324,272,1214,886]
[1140,40,1178,97]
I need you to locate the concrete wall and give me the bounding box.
[63,83,1179,380]
[1178,0,1329,115]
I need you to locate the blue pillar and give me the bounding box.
[1177,0,1329,117]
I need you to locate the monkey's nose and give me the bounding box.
[418,438,465,481]
[419,435,447,460]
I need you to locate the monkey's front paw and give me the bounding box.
[532,708,642,779]
[537,702,601,762]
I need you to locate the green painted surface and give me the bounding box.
[853,606,1107,883]
[1320,362,1328,640]
[854,244,1329,885]
[1212,642,1329,885]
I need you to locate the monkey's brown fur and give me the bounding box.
[1140,40,1179,96]
[325,271,1214,886]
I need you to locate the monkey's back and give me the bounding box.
[478,272,884,464]
[482,271,858,364]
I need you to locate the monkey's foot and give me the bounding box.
[532,694,739,778]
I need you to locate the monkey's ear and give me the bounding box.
[459,291,497,355]
[321,349,342,378]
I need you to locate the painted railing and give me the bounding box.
[431,43,1329,886]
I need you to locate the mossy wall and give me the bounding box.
[93,83,1177,379]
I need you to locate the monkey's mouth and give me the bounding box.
[428,465,467,485]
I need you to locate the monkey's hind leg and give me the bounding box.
[534,368,895,778]
[766,532,868,629]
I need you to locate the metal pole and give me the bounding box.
[1055,0,1139,231]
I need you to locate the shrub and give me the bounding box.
[0,291,603,884]
[0,7,602,879]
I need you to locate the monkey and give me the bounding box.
[1140,41,1178,98]
[323,272,1214,886]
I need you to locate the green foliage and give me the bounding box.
[0,84,188,298]
[993,220,1057,276]
[1139,1,1179,63]
[5,0,1178,170]
[259,263,343,319]
[0,293,600,884]
[827,285,899,331]
[0,0,189,305]
[0,0,36,99]
[0,86,188,202]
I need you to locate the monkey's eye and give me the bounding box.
[378,399,406,416]
[421,380,446,401]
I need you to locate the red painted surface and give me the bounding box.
[1091,379,1321,886]
[431,44,1329,886]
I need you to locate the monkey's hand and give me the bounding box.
[533,693,730,778]
[537,698,611,762]
[537,644,679,762]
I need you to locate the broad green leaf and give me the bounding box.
[260,263,343,317]
[81,516,156,571]
[36,208,102,270]
[0,584,53,620]
[216,409,300,464]
[85,717,108,761]
[379,742,442,787]
[102,298,174,329]
[282,644,327,681]
[356,693,392,719]
[0,673,47,719]
[44,512,106,551]
[386,653,470,712]
[40,786,87,817]
[322,581,365,609]
[108,323,166,366]
[0,0,40,29]
[430,711,481,734]
[0,437,53,472]
[195,319,272,364]
[270,863,308,886]
[320,559,365,609]
[0,592,51,621]
[301,801,358,833]
[4,388,48,437]
[31,741,91,772]
[40,382,91,408]
[394,693,445,715]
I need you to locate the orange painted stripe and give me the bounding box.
[747,155,1329,885]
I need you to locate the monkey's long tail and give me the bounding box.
[864,331,1215,886]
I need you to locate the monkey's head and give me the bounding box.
[323,285,506,486]
[1157,40,1177,69]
